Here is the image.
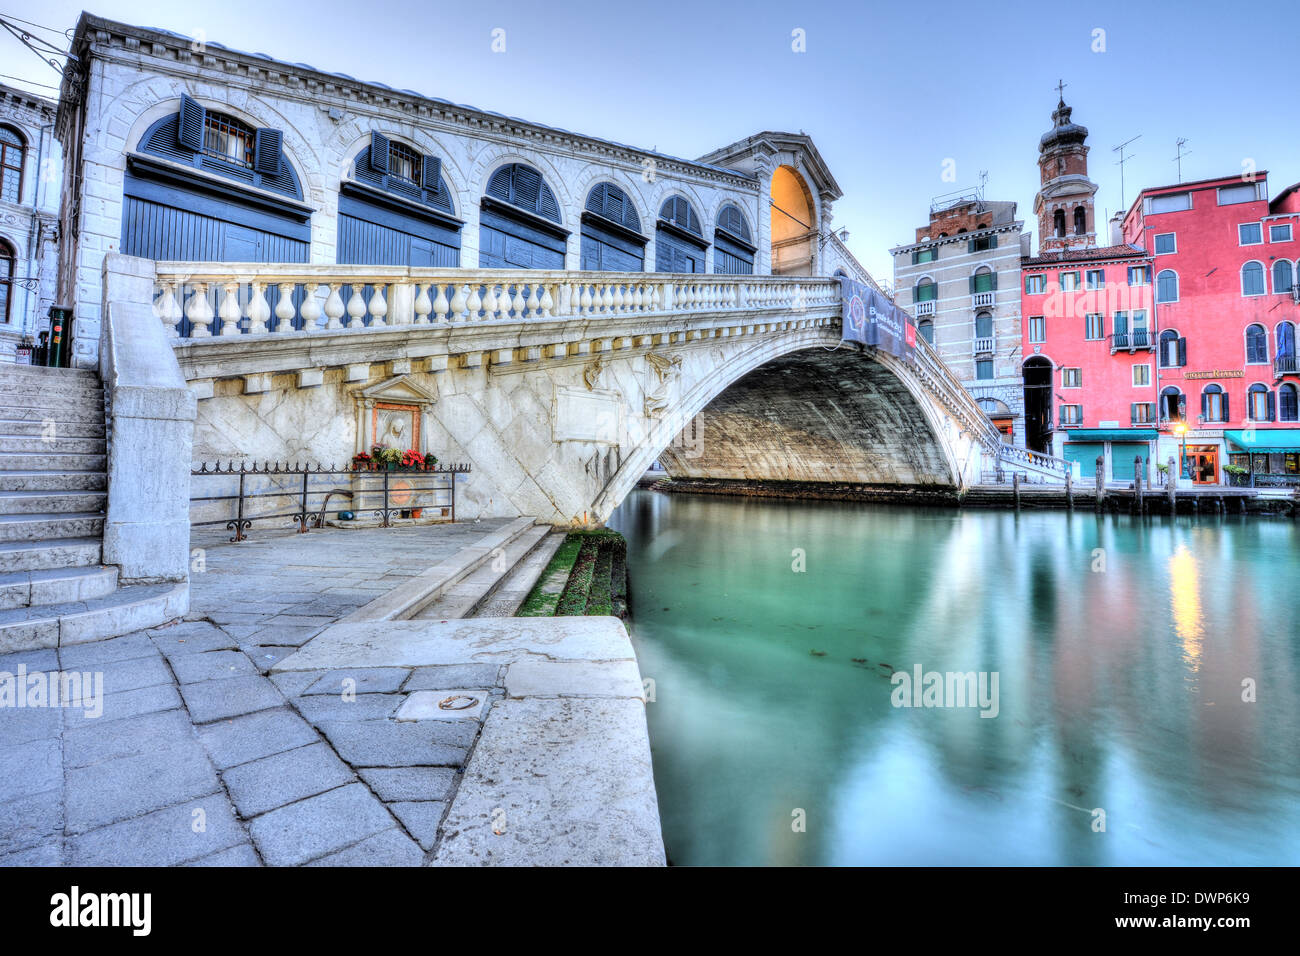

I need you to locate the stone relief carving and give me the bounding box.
[582,354,605,391]
[643,351,683,418]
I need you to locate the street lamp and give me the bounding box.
[1173,421,1187,482]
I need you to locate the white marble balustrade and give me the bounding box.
[150,264,842,339]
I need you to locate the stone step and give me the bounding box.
[0,471,107,493]
[412,525,554,620]
[0,419,106,438]
[0,452,107,472]
[0,404,105,424]
[0,436,107,455]
[0,512,105,543]
[0,537,103,574]
[0,582,189,654]
[0,384,104,405]
[0,565,119,610]
[0,490,107,516]
[0,365,99,383]
[473,531,568,618]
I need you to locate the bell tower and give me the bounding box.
[1034,83,1099,253]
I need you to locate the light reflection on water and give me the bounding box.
[609,489,1300,866]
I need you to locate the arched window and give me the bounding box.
[713,202,755,275]
[914,277,937,302]
[918,318,934,344]
[481,163,566,269]
[1245,323,1268,364]
[1201,384,1228,423]
[0,238,14,325]
[656,196,707,273]
[1159,386,1184,422]
[1274,259,1294,294]
[975,311,993,339]
[485,163,562,223]
[1053,209,1066,237]
[971,266,995,295]
[1156,269,1179,303]
[1159,328,1185,368]
[1247,383,1274,422]
[1073,206,1086,236]
[1242,261,1265,296]
[1280,383,1299,422]
[0,125,24,204]
[1278,321,1297,371]
[580,182,645,272]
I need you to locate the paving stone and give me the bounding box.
[97,654,175,695]
[0,789,62,856]
[0,738,61,803]
[302,668,410,696]
[65,707,197,768]
[65,738,220,834]
[358,767,457,803]
[248,783,394,866]
[219,624,264,640]
[262,614,337,628]
[184,843,262,866]
[0,842,62,866]
[269,670,325,698]
[504,660,645,699]
[196,706,319,770]
[244,646,300,671]
[292,693,403,724]
[403,663,502,691]
[202,611,267,627]
[169,651,257,684]
[388,801,446,851]
[180,675,284,724]
[67,794,245,866]
[150,621,238,657]
[59,632,158,668]
[222,743,355,818]
[0,702,63,745]
[62,683,182,727]
[0,648,58,673]
[315,720,474,768]
[395,690,487,722]
[243,624,323,647]
[305,827,423,866]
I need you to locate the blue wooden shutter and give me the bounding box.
[990,272,998,290]
[911,250,919,265]
[1268,391,1276,421]
[1223,393,1230,421]
[1201,391,1208,420]
[538,183,560,222]
[513,166,541,210]
[369,131,390,174]
[1178,337,1187,367]
[968,275,976,294]
[422,155,441,194]
[178,94,205,151]
[967,238,975,254]
[989,234,998,249]
[253,128,282,175]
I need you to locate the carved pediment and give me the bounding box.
[356,374,438,407]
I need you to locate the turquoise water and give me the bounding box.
[608,489,1300,866]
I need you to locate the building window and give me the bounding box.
[1219,183,1261,205]
[1147,191,1191,214]
[1133,364,1151,387]
[1242,261,1266,296]
[1271,223,1293,243]
[201,111,255,168]
[918,319,934,344]
[1248,384,1274,421]
[914,246,937,264]
[1059,270,1080,291]
[1028,315,1046,343]
[1127,265,1150,285]
[976,359,994,380]
[1025,274,1045,295]
[971,268,995,294]
[915,278,937,302]
[1053,209,1066,237]
[1201,384,1228,423]
[1159,329,1186,368]
[1245,323,1269,363]
[1085,269,1105,290]
[1280,383,1299,422]
[1239,222,1263,245]
[1061,367,1081,388]
[1131,310,1150,345]
[1160,387,1184,422]
[0,126,23,205]
[386,141,422,185]
[1085,313,1104,340]
[1280,322,1297,367]
[1154,232,1177,255]
[1059,404,1083,425]
[1156,269,1179,303]
[975,311,993,338]
[1074,206,1087,236]
[1131,402,1156,424]
[0,239,13,324]
[1274,259,1294,294]
[969,233,996,252]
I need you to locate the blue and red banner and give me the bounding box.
[838,277,916,361]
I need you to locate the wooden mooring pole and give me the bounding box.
[1167,456,1177,515]
[1065,469,1073,513]
[1135,456,1144,516]
[1094,455,1105,513]
[1012,472,1020,512]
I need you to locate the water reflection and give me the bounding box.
[610,490,1300,866]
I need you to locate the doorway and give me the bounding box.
[1022,356,1053,453]
[1183,445,1218,484]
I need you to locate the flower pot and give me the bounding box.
[411,508,423,519]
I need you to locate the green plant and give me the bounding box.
[1224,464,1248,476]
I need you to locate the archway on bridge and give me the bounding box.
[1022,356,1053,453]
[770,165,817,276]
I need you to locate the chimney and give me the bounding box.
[1109,212,1124,246]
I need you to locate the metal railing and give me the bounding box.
[1276,355,1299,376]
[190,460,470,541]
[1110,329,1154,351]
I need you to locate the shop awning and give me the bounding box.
[1063,429,1159,442]
[1224,429,1300,454]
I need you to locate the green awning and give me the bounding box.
[1224,429,1300,453]
[1064,429,1158,442]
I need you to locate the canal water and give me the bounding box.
[608,489,1300,866]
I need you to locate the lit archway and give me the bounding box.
[770,165,816,276]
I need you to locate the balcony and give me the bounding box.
[1276,354,1298,377]
[915,300,936,316]
[973,335,995,355]
[1110,329,1154,353]
[971,291,995,308]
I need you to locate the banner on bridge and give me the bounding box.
[838,277,916,362]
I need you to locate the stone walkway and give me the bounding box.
[0,520,515,866]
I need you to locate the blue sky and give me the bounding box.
[3,0,1296,281]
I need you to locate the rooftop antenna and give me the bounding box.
[1112,134,1141,210]
[1172,137,1192,182]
